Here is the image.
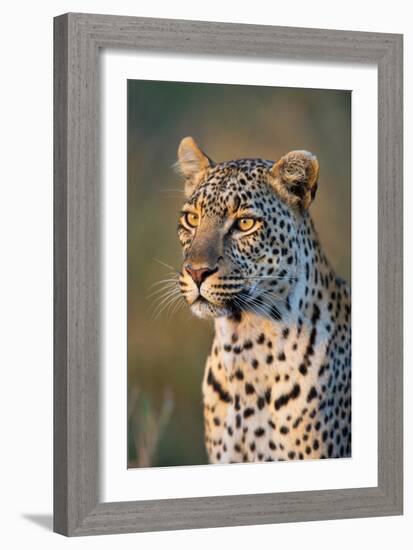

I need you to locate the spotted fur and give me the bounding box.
[176,137,351,463]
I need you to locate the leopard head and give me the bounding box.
[176,137,319,319]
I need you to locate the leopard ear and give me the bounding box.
[270,150,319,210]
[177,137,214,196]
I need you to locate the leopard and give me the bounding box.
[175,136,351,463]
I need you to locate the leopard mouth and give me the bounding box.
[189,293,246,319]
[190,297,232,319]
[190,286,280,321]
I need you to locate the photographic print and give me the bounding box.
[127,80,351,468]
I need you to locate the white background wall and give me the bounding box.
[0,1,410,548]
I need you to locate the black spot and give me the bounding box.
[274,394,287,411]
[277,352,286,361]
[257,396,265,410]
[245,383,255,395]
[291,384,300,399]
[311,303,321,324]
[235,369,244,380]
[243,407,255,418]
[299,363,308,376]
[254,427,265,437]
[266,354,274,364]
[230,310,243,323]
[207,369,231,403]
[234,394,241,411]
[307,386,318,403]
[280,426,289,435]
[309,327,317,346]
[293,416,303,429]
[244,339,253,350]
[274,383,301,412]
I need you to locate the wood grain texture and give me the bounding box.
[53,13,403,536]
[377,32,403,508]
[53,14,69,536]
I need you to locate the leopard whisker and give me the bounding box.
[244,296,274,320]
[243,275,299,282]
[233,294,271,320]
[258,287,293,306]
[150,287,181,315]
[153,258,180,274]
[252,289,295,324]
[149,277,179,288]
[168,295,186,319]
[146,282,179,300]
[152,290,182,320]
[148,283,180,302]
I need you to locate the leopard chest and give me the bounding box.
[203,321,332,462]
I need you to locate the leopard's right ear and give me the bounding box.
[176,137,215,196]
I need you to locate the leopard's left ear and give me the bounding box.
[270,150,319,210]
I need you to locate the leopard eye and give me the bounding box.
[184,212,200,228]
[236,217,256,232]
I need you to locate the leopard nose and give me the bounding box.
[185,264,218,287]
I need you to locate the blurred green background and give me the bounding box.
[127,80,351,468]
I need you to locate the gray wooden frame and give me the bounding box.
[54,12,403,536]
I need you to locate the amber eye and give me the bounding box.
[184,212,200,228]
[236,218,256,232]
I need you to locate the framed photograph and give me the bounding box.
[54,13,403,536]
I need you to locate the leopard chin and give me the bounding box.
[190,297,234,319]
